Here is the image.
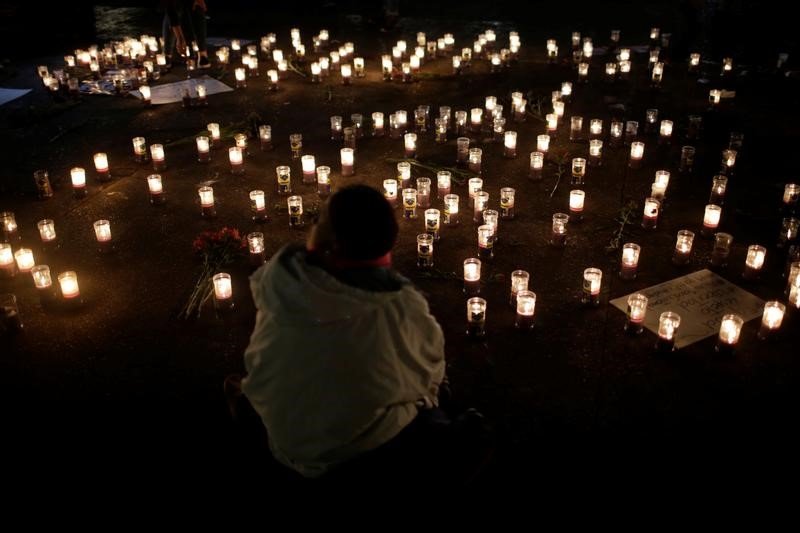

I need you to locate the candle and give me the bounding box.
[207,123,221,147]
[402,188,418,219]
[504,131,517,158]
[340,148,354,176]
[298,155,316,184]
[500,187,515,219]
[651,62,664,85]
[66,166,87,198]
[150,143,165,171]
[526,151,543,182]
[212,272,234,312]
[468,148,482,175]
[372,112,385,137]
[620,243,641,280]
[716,314,743,353]
[417,233,434,269]
[466,297,487,338]
[351,113,364,138]
[721,149,737,175]
[14,248,34,273]
[455,111,468,135]
[702,204,722,237]
[787,261,800,298]
[147,174,165,205]
[641,197,660,230]
[552,102,565,121]
[424,209,440,241]
[93,152,110,181]
[743,244,767,281]
[536,136,551,158]
[228,147,244,175]
[546,113,558,134]
[629,141,645,168]
[606,62,617,80]
[235,67,246,88]
[722,57,733,74]
[401,62,412,82]
[198,186,215,217]
[709,175,728,205]
[477,225,494,259]
[289,133,302,160]
[396,161,411,188]
[783,183,799,210]
[689,52,701,70]
[414,107,427,133]
[275,165,292,195]
[248,190,267,222]
[709,89,721,107]
[656,311,681,352]
[565,189,586,221]
[679,145,696,174]
[467,108,482,134]
[456,137,470,165]
[37,219,57,247]
[569,157,587,186]
[140,84,151,105]
[132,137,148,162]
[340,63,352,85]
[551,213,569,247]
[473,191,489,223]
[404,133,417,158]
[625,293,648,335]
[264,69,277,90]
[0,243,14,278]
[582,267,602,306]
[569,116,583,141]
[515,290,536,330]
[437,171,452,198]
[779,217,800,247]
[310,166,330,198]
[416,177,431,209]
[444,194,459,225]
[672,230,695,266]
[353,57,365,77]
[758,301,785,340]
[659,120,673,144]
[462,258,482,296]
[58,271,81,301]
[234,133,248,155]
[31,264,56,306]
[655,170,671,191]
[287,196,303,228]
[196,82,207,104]
[709,232,733,268]
[1,211,18,243]
[589,119,603,139]
[93,219,113,253]
[247,232,266,268]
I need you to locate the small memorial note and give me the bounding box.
[610,269,764,349]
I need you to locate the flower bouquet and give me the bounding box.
[178,227,246,319]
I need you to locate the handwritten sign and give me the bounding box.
[610,269,764,349]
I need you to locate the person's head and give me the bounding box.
[308,184,398,261]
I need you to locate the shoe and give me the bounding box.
[198,55,211,69]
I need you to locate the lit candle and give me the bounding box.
[722,57,733,74]
[783,183,799,210]
[212,272,234,311]
[456,137,470,165]
[31,264,56,306]
[500,187,515,219]
[570,157,586,186]
[287,196,303,228]
[404,133,417,158]
[672,230,695,266]
[402,188,418,219]
[537,135,550,155]
[191,136,210,164]
[470,108,483,132]
[417,233,434,269]
[410,54,421,73]
[150,143,165,171]
[1,211,18,243]
[656,311,681,352]
[779,217,800,247]
[629,141,645,168]
[229,147,244,175]
[353,57,365,77]
[196,82,207,104]
[620,243,641,280]
[689,52,701,70]
[758,301,785,340]
[702,204,722,237]
[300,155,316,184]
[247,232,266,267]
[93,219,113,253]
[455,111,468,136]
[582,267,602,306]
[468,148,482,175]
[515,290,536,330]
[69,166,87,198]
[401,62,412,82]
[504,131,517,158]
[316,166,331,198]
[546,113,558,134]
[610,121,623,145]
[679,145,696,174]
[787,262,800,300]
[0,243,14,278]
[529,151,544,181]
[588,140,603,167]
[340,148,354,176]
[372,112,385,137]
[478,225,494,259]
[641,197,660,230]
[397,161,411,188]
[14,248,34,273]
[289,134,303,160]
[437,171,452,198]
[140,84,151,105]
[716,314,743,353]
[58,271,81,301]
[709,89,721,107]
[207,123,221,147]
[235,67,246,88]
[551,213,569,247]
[267,69,278,90]
[340,63,352,85]
[276,165,292,195]
[463,258,481,295]
[234,133,248,154]
[569,116,583,141]
[625,293,648,335]
[659,120,673,144]
[416,177,431,209]
[37,219,57,246]
[93,152,110,181]
[606,62,618,79]
[710,232,733,268]
[721,149,737,174]
[651,62,664,85]
[250,190,267,222]
[473,191,489,223]
[444,194,459,225]
[709,175,728,205]
[198,186,215,217]
[257,125,272,151]
[132,136,148,162]
[424,209,440,241]
[567,189,586,221]
[743,244,766,281]
[466,297,487,338]
[147,174,165,205]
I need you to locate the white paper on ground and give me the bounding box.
[610,269,764,349]
[206,37,254,47]
[0,88,32,107]
[130,76,233,104]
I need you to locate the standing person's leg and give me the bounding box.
[190,2,208,55]
[162,14,175,60]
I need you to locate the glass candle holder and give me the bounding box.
[466,297,487,338]
[483,209,499,242]
[568,189,586,221]
[343,127,356,149]
[198,186,216,217]
[656,311,681,352]
[641,197,660,230]
[147,174,165,205]
[37,219,57,248]
[546,113,558,135]
[551,213,569,247]
[0,243,15,278]
[702,204,722,237]
[456,137,470,165]
[645,109,659,133]
[372,112,385,137]
[529,151,544,181]
[470,108,483,132]
[92,219,112,254]
[340,148,354,176]
[416,177,431,209]
[515,290,536,330]
[247,232,266,267]
[404,133,417,158]
[301,155,316,184]
[288,196,303,228]
[395,161,411,188]
[437,171,452,198]
[70,167,87,198]
[625,293,648,334]
[463,258,481,295]
[403,188,418,219]
[1,211,19,243]
[150,143,166,171]
[31,264,57,307]
[778,217,800,248]
[250,190,267,222]
[194,135,211,163]
[721,149,737,175]
[536,135,550,155]
[504,131,518,158]
[758,301,785,340]
[716,314,743,353]
[455,111,467,136]
[672,230,695,266]
[473,191,489,223]
[743,245,766,281]
[235,67,246,88]
[58,270,81,304]
[582,267,602,306]
[629,141,645,169]
[424,209,440,241]
[569,116,583,141]
[709,232,734,268]
[414,108,427,133]
[383,179,398,208]
[477,225,494,259]
[234,133,248,155]
[93,152,110,181]
[787,261,800,299]
[228,147,244,175]
[706,175,727,205]
[781,183,799,213]
[500,187,515,219]
[275,165,292,195]
[709,89,721,107]
[468,148,482,175]
[132,136,148,163]
[316,166,331,197]
[605,62,617,80]
[589,119,603,139]
[444,194,459,225]
[658,120,673,145]
[571,158,586,186]
[212,272,234,312]
[396,110,408,134]
[620,243,641,280]
[417,233,434,268]
[13,248,35,273]
[609,121,623,146]
[289,134,303,160]
[205,123,220,148]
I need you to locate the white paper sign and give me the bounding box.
[131,76,233,105]
[610,269,764,349]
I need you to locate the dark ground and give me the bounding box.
[1,2,800,493]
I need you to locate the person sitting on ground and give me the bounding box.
[241,184,448,479]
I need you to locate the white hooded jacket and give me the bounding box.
[242,245,445,478]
